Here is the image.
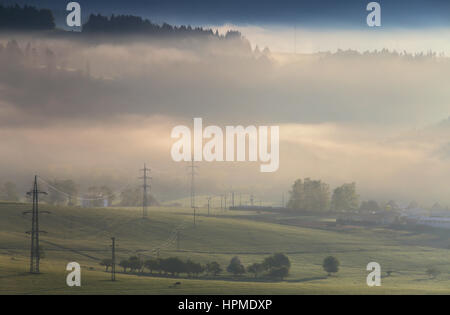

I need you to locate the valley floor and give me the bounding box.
[0,203,449,294]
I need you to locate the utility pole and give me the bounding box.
[25,175,48,274]
[207,197,211,217]
[239,193,242,207]
[220,195,223,210]
[139,164,151,219]
[188,158,198,226]
[111,237,116,281]
[250,194,254,206]
[224,193,227,210]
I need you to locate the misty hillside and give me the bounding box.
[0,4,248,43]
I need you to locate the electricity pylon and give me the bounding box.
[24,175,48,274]
[187,158,198,226]
[139,164,151,219]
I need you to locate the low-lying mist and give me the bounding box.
[1,32,450,206]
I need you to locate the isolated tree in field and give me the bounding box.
[331,183,359,212]
[323,256,340,276]
[206,261,222,276]
[144,259,160,274]
[426,267,440,279]
[247,263,264,278]
[0,182,19,201]
[227,256,245,276]
[100,258,113,272]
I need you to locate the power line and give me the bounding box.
[139,164,151,219]
[24,175,48,274]
[38,176,133,201]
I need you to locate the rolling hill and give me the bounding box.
[0,202,449,294]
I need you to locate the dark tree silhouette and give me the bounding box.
[323,256,340,276]
[227,256,245,276]
[82,13,241,40]
[0,5,55,30]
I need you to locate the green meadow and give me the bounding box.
[0,202,449,294]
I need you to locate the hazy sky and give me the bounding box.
[212,25,450,54]
[1,1,450,205]
[4,0,450,28]
[4,0,450,54]
[1,33,450,206]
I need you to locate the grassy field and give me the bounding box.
[0,202,449,294]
